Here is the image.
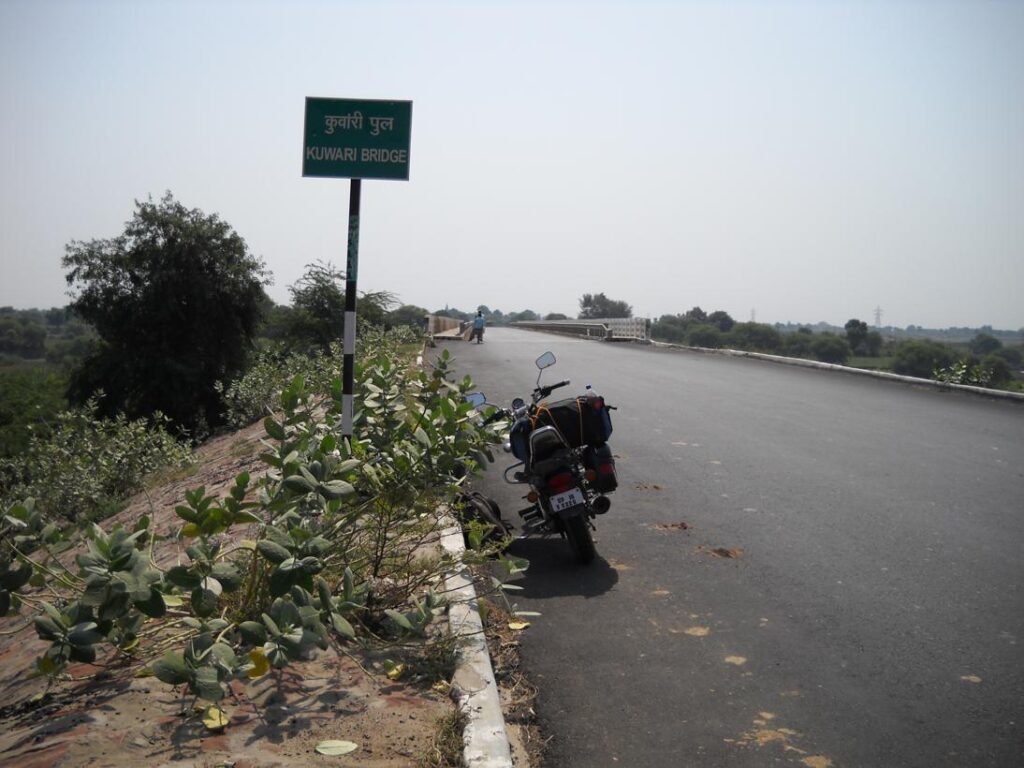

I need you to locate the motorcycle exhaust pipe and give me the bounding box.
[591,495,611,515]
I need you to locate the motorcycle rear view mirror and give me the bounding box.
[535,351,556,370]
[465,392,486,408]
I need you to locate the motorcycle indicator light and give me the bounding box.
[526,491,539,503]
[585,469,597,482]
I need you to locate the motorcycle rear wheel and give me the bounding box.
[563,513,596,564]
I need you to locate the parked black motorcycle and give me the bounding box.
[468,352,618,564]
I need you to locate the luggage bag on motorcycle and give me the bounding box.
[583,443,618,493]
[531,396,613,448]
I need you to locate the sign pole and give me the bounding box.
[342,178,361,439]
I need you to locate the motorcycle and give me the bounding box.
[467,351,618,564]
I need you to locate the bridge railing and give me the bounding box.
[511,317,650,342]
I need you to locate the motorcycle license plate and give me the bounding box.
[550,488,585,513]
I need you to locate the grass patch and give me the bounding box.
[420,705,467,768]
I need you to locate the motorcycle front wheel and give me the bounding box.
[563,513,596,564]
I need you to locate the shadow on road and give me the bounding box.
[506,536,619,599]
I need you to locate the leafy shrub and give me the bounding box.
[726,322,784,353]
[217,325,421,428]
[1,342,523,722]
[0,366,68,458]
[686,324,722,348]
[810,334,852,364]
[892,340,957,379]
[0,399,193,523]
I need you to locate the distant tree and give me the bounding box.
[727,322,783,353]
[782,328,815,358]
[891,339,957,379]
[63,192,268,433]
[359,289,399,328]
[685,306,708,323]
[476,305,491,316]
[286,262,345,352]
[810,334,852,364]
[389,304,430,329]
[686,324,722,348]
[969,333,1002,356]
[993,346,1022,368]
[844,319,869,353]
[862,330,883,357]
[707,310,735,332]
[507,309,539,322]
[578,293,632,319]
[650,314,689,343]
[544,312,569,321]
[287,263,396,347]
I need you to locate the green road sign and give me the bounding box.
[303,97,412,180]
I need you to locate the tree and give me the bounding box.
[844,319,868,354]
[578,293,632,319]
[286,262,345,352]
[810,334,852,364]
[388,304,430,329]
[685,306,708,323]
[63,193,268,433]
[727,322,783,353]
[891,339,957,379]
[686,324,722,348]
[969,333,1002,356]
[544,313,569,321]
[707,310,735,332]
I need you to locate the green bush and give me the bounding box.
[726,322,784,353]
[686,324,722,348]
[0,399,193,523]
[0,339,524,719]
[0,366,68,458]
[892,340,957,379]
[810,334,852,365]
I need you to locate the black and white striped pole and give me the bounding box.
[342,178,361,439]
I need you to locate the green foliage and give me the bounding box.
[0,335,523,721]
[707,310,735,332]
[217,325,421,428]
[0,366,68,458]
[0,398,193,523]
[286,262,399,351]
[726,322,783,353]
[934,356,1013,388]
[809,334,852,364]
[686,324,722,348]
[968,333,1002,356]
[388,304,430,329]
[578,293,632,319]
[892,339,957,379]
[0,315,46,358]
[62,192,269,434]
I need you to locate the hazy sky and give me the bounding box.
[2,0,1021,329]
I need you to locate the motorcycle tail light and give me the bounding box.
[547,471,574,494]
[599,463,616,475]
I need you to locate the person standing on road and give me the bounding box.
[471,311,485,343]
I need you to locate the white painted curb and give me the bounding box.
[649,341,1024,403]
[440,519,514,768]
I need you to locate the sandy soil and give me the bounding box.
[0,422,456,767]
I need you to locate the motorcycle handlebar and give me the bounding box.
[535,379,571,399]
[482,408,508,426]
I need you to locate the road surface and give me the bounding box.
[441,328,1024,768]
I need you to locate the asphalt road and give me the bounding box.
[440,328,1024,768]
